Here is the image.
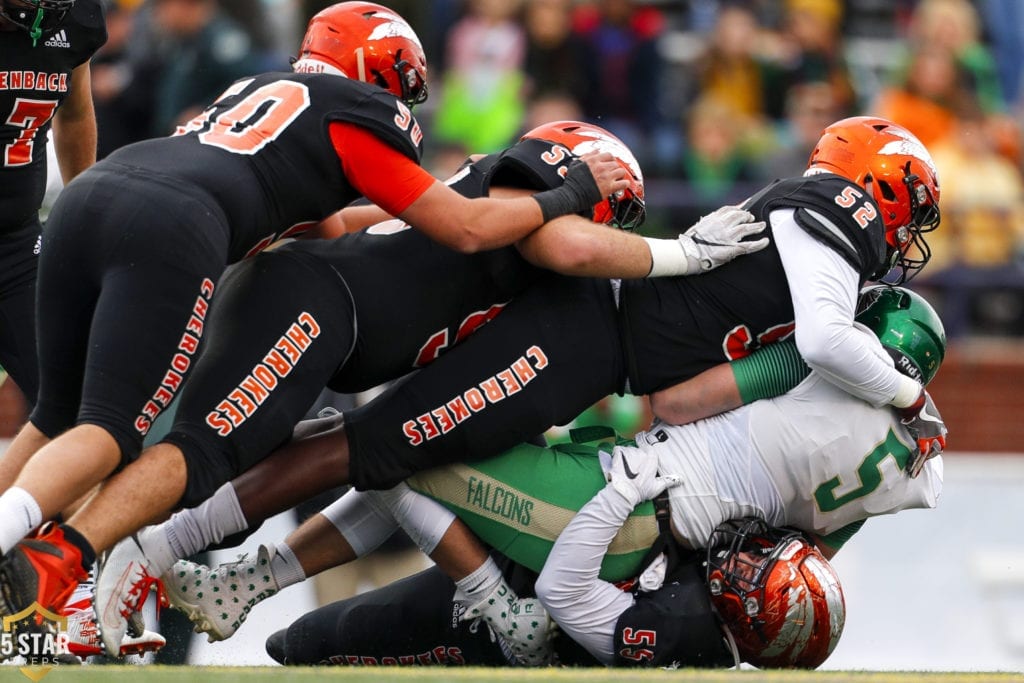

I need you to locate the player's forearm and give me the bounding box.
[535,486,635,665]
[52,114,97,184]
[516,214,653,278]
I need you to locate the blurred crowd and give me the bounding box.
[87,0,1024,339]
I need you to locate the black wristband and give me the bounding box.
[532,159,603,223]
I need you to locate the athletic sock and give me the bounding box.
[453,555,502,607]
[269,542,306,589]
[165,482,248,559]
[0,486,42,554]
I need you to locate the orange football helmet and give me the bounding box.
[521,120,646,231]
[706,519,846,669]
[807,116,940,283]
[295,2,428,106]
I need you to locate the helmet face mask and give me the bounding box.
[807,116,941,283]
[855,285,946,385]
[295,2,428,107]
[1,0,74,43]
[705,519,846,669]
[520,120,646,231]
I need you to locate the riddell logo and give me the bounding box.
[2,603,72,680]
[43,30,70,48]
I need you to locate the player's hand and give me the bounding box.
[897,389,947,478]
[578,151,629,203]
[605,446,681,507]
[534,152,624,223]
[678,205,768,272]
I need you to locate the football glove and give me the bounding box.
[678,205,769,273]
[605,446,681,507]
[897,389,947,478]
[533,158,603,223]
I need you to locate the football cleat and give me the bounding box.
[0,522,88,623]
[163,544,279,642]
[95,532,170,658]
[461,578,555,666]
[63,593,166,659]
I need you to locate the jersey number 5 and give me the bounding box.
[174,79,311,155]
[814,429,912,511]
[4,98,58,167]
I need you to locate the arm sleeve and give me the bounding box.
[328,121,436,216]
[731,339,811,404]
[771,208,920,408]
[534,486,637,666]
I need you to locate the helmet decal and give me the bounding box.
[367,13,424,46]
[877,137,939,180]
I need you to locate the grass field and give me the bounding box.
[2,666,1023,683]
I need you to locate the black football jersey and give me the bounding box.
[102,72,424,263]
[0,1,106,230]
[621,174,888,394]
[290,137,576,393]
[613,560,733,668]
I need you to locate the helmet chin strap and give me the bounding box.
[28,5,44,47]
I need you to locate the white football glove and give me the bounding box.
[605,446,681,507]
[678,205,769,272]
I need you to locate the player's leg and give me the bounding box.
[0,175,229,625]
[345,273,625,491]
[266,565,512,666]
[86,249,358,653]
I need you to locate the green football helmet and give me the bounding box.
[855,285,946,385]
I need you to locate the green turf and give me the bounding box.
[1,666,1021,683]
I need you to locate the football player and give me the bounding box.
[1,111,765,653]
[0,0,105,411]
[125,115,947,563]
[261,520,843,670]
[160,284,940,669]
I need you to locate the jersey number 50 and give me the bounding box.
[174,79,311,155]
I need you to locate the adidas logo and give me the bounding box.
[44,29,70,48]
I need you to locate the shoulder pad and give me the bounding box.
[753,175,887,281]
[486,138,570,193]
[323,78,424,163]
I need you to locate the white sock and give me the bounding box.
[165,482,248,558]
[453,555,502,607]
[0,486,42,553]
[269,542,306,589]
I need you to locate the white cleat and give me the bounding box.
[461,579,555,666]
[95,530,173,658]
[162,544,279,642]
[64,594,166,660]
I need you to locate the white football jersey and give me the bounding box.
[639,368,942,548]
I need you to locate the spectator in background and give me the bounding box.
[872,43,975,150]
[522,0,586,102]
[668,96,760,227]
[905,0,1015,165]
[91,0,160,158]
[772,0,855,121]
[906,0,1004,114]
[979,0,1024,111]
[149,0,264,135]
[916,103,1024,337]
[689,1,775,128]
[433,0,527,156]
[757,80,842,181]
[572,0,667,169]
